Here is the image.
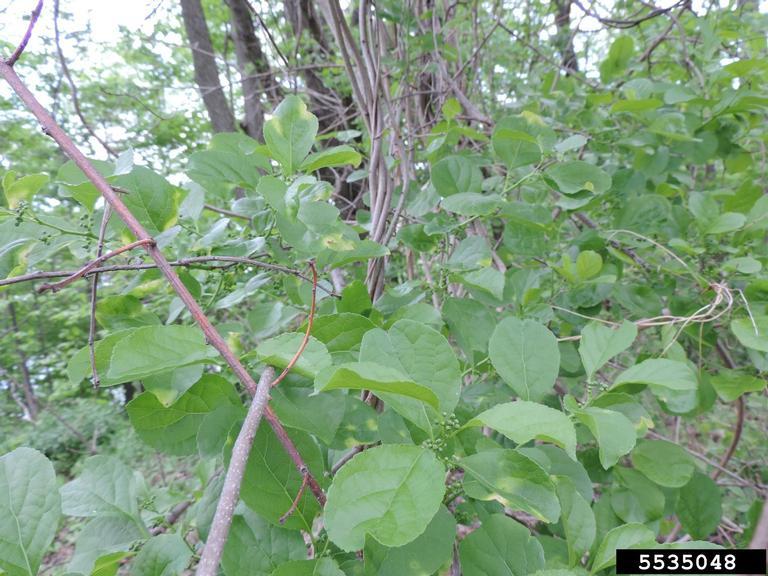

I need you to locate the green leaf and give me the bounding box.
[557,478,595,567]
[187,150,263,196]
[256,333,332,378]
[492,128,542,169]
[67,329,135,388]
[442,192,503,216]
[107,325,218,383]
[489,317,560,401]
[96,295,161,330]
[610,98,663,113]
[461,448,560,523]
[599,36,635,83]
[221,509,305,576]
[466,401,577,459]
[272,559,345,576]
[271,386,346,444]
[324,444,446,551]
[705,212,746,234]
[710,369,767,401]
[731,316,768,352]
[539,445,594,502]
[458,267,506,301]
[555,135,588,154]
[0,448,61,576]
[431,155,482,197]
[67,517,143,575]
[315,362,440,409]
[442,297,495,356]
[329,395,380,450]
[590,523,654,574]
[60,456,143,523]
[130,533,191,576]
[92,551,132,576]
[309,313,376,361]
[359,320,461,412]
[544,161,611,195]
[575,251,602,280]
[238,426,323,531]
[459,514,544,576]
[113,167,177,236]
[447,236,492,271]
[675,471,722,540]
[2,173,49,208]
[442,97,461,120]
[612,359,698,414]
[264,95,319,174]
[364,506,456,576]
[609,467,665,523]
[630,439,695,488]
[569,405,636,469]
[127,375,242,455]
[300,145,362,172]
[141,364,204,407]
[578,321,637,381]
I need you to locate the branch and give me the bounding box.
[149,500,192,536]
[279,468,309,524]
[271,261,317,389]
[573,0,686,29]
[712,339,746,480]
[0,60,325,507]
[4,0,43,66]
[88,205,112,388]
[196,366,274,576]
[53,0,117,157]
[37,238,156,293]
[0,256,339,297]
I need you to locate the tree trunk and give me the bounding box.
[225,0,282,139]
[553,0,578,72]
[284,0,345,133]
[180,0,236,133]
[8,302,38,421]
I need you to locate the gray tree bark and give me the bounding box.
[225,0,282,139]
[180,0,236,133]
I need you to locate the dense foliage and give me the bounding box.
[1,1,767,575]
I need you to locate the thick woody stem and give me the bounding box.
[196,367,274,576]
[0,60,324,505]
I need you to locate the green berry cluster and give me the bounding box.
[441,411,460,433]
[422,437,448,453]
[77,212,93,230]
[13,201,27,226]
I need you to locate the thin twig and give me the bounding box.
[53,0,117,157]
[712,340,746,480]
[330,445,365,475]
[271,261,318,389]
[203,203,251,220]
[88,205,111,389]
[279,467,308,524]
[1,256,339,297]
[4,0,43,66]
[196,367,274,576]
[38,238,155,293]
[149,500,192,536]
